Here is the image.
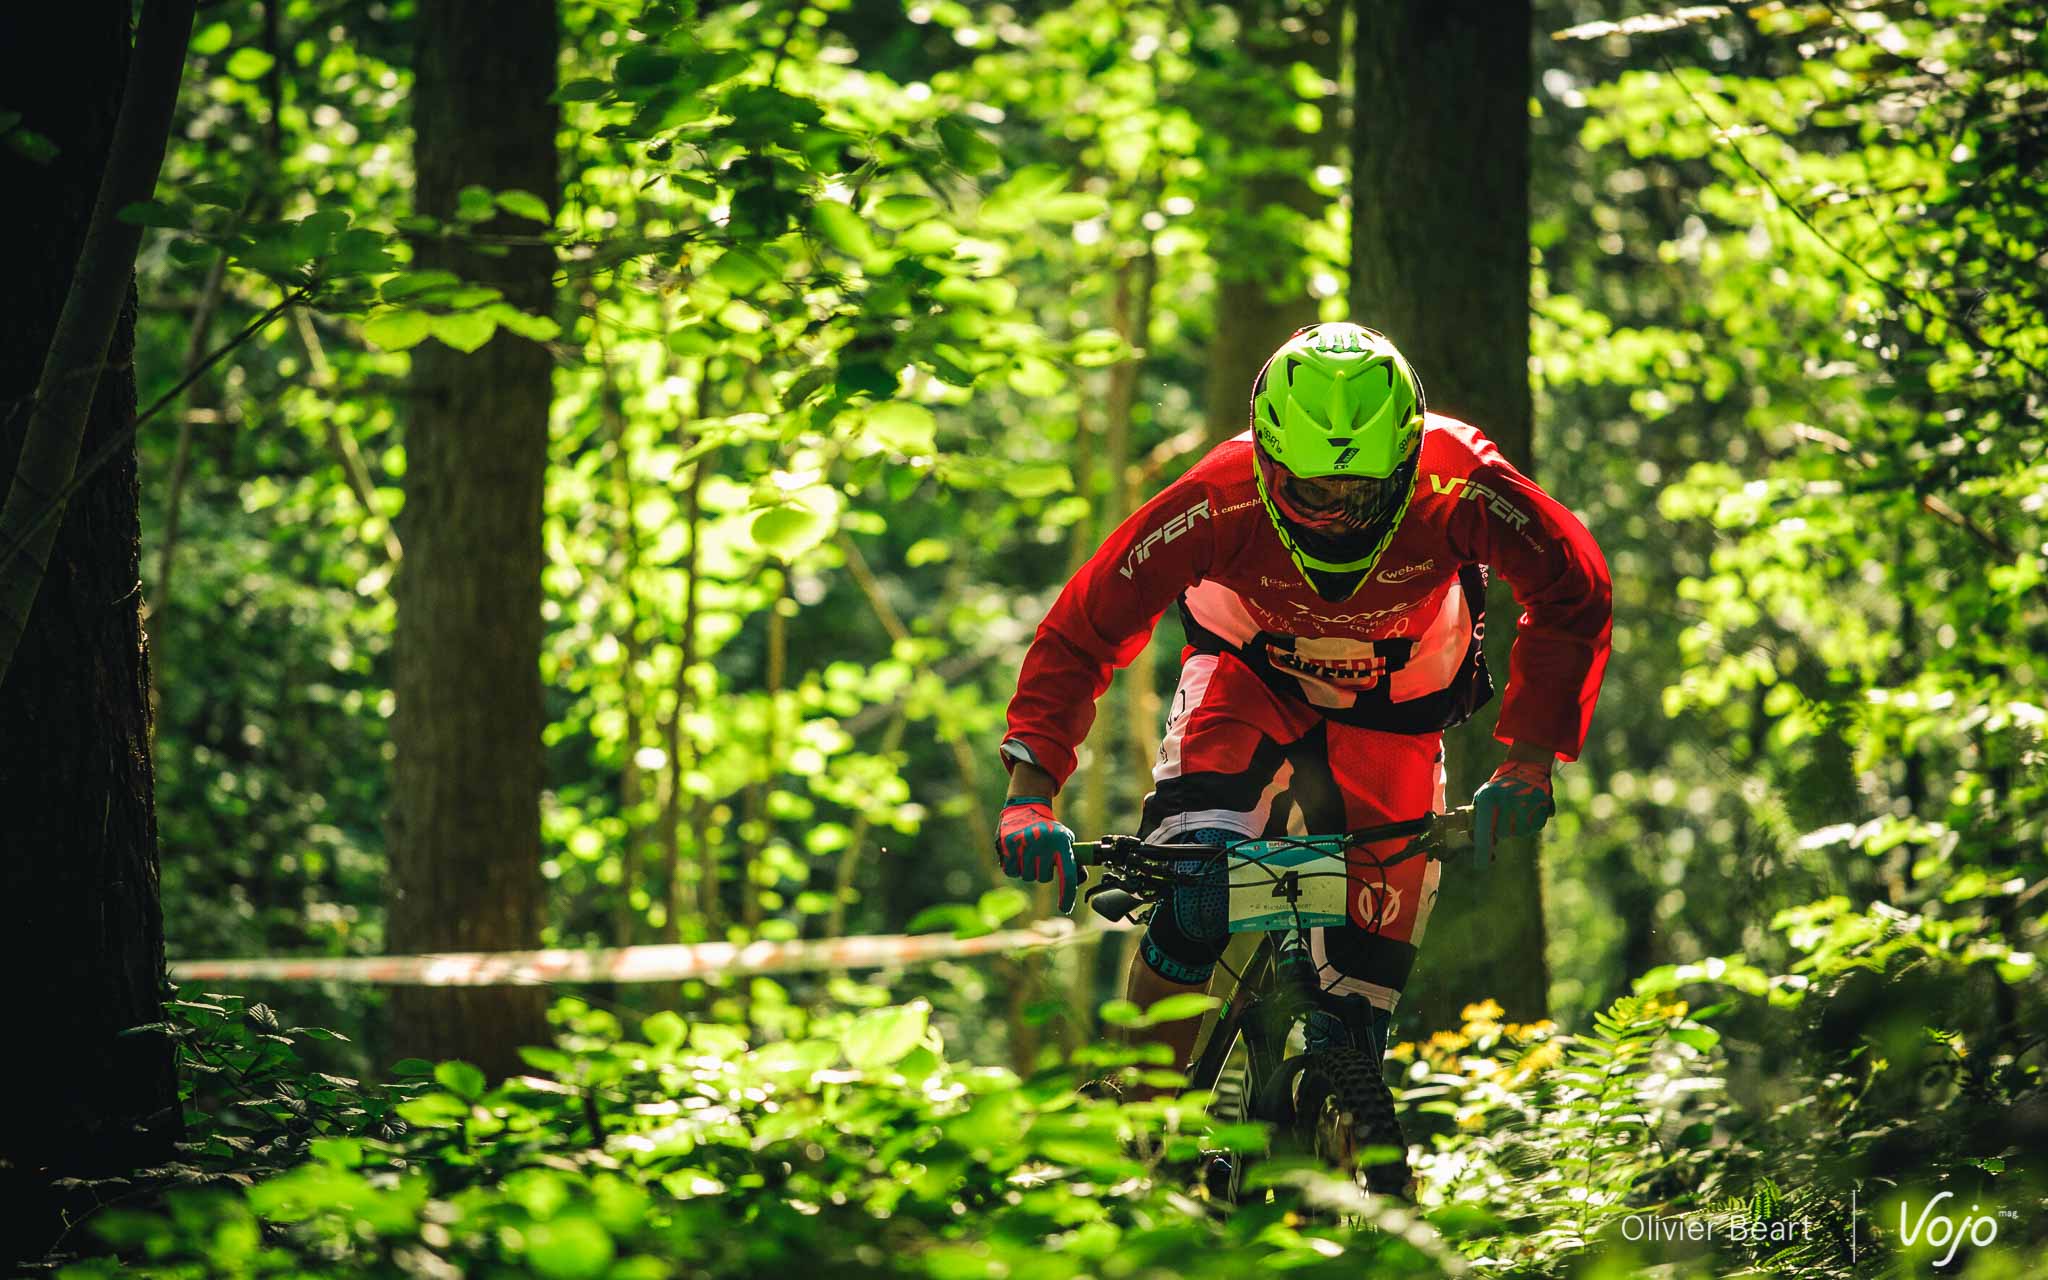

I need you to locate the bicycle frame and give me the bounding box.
[1080,807,1473,1115]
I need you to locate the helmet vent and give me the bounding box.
[1327,437,1352,447]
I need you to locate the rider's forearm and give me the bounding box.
[1504,740,1557,770]
[1007,761,1060,801]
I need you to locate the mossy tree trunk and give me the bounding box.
[0,0,192,1258]
[1350,0,1547,1027]
[387,0,559,1077]
[1201,0,1342,447]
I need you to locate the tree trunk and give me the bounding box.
[388,0,558,1076]
[1200,0,1342,447]
[0,2,184,1257]
[1349,0,1546,1027]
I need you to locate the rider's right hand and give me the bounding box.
[995,797,1079,913]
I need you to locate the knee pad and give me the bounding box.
[1137,827,1239,986]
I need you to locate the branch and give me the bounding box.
[292,306,403,564]
[836,533,999,882]
[0,0,200,686]
[1660,53,2048,391]
[0,291,303,583]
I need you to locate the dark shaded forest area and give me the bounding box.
[1,0,2043,1275]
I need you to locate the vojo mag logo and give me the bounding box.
[1884,1190,2008,1269]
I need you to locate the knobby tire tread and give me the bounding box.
[1289,1046,1410,1197]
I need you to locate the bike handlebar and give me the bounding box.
[1074,806,1477,925]
[1075,805,1474,869]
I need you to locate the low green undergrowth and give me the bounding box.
[46,913,2048,1279]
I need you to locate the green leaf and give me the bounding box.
[519,1046,576,1074]
[905,537,950,566]
[843,1000,930,1069]
[224,48,275,81]
[1037,193,1107,223]
[1002,463,1073,499]
[494,189,552,223]
[3,123,58,164]
[1668,1024,1721,1052]
[896,220,960,255]
[714,299,766,334]
[709,246,777,294]
[1007,356,1066,396]
[554,78,611,102]
[615,48,680,87]
[361,309,433,351]
[395,1092,469,1127]
[976,885,1030,927]
[642,1010,687,1049]
[434,1060,487,1101]
[873,194,941,230]
[905,903,978,935]
[525,1217,615,1280]
[429,311,499,352]
[931,275,1018,313]
[308,1136,363,1167]
[861,401,937,453]
[837,359,896,398]
[936,116,1003,173]
[1141,993,1221,1025]
[665,324,720,355]
[1098,999,1144,1027]
[117,200,187,229]
[483,303,562,342]
[810,201,873,259]
[380,270,465,303]
[329,228,399,275]
[454,185,497,222]
[184,181,243,210]
[190,21,233,55]
[750,504,832,560]
[988,164,1071,209]
[390,1057,436,1078]
[1207,1122,1270,1153]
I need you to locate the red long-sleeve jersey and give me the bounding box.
[1003,415,1613,788]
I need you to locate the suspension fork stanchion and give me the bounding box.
[1264,924,1320,1040]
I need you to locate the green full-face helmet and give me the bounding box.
[1250,323,1426,592]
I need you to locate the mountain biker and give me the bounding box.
[994,322,1612,1077]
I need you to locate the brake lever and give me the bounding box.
[1088,887,1145,924]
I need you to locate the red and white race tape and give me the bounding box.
[168,920,1106,987]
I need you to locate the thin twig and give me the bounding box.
[0,290,305,579]
[1659,52,2048,390]
[292,306,403,563]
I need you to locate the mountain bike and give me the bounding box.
[1075,806,1475,1201]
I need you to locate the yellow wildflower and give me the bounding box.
[1461,998,1505,1024]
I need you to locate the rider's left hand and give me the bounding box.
[1472,759,1555,871]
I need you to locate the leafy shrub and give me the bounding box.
[52,958,2048,1278]
[54,993,1464,1278]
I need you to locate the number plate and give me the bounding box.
[1225,841,1351,932]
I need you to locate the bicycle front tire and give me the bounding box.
[1287,1047,1411,1197]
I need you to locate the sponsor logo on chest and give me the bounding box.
[1247,578,1425,632]
[1376,558,1436,585]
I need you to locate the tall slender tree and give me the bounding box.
[387,0,559,1074]
[0,0,193,1256]
[1350,0,1546,1025]
[1200,0,1342,447]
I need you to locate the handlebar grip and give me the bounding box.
[1089,888,1143,924]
